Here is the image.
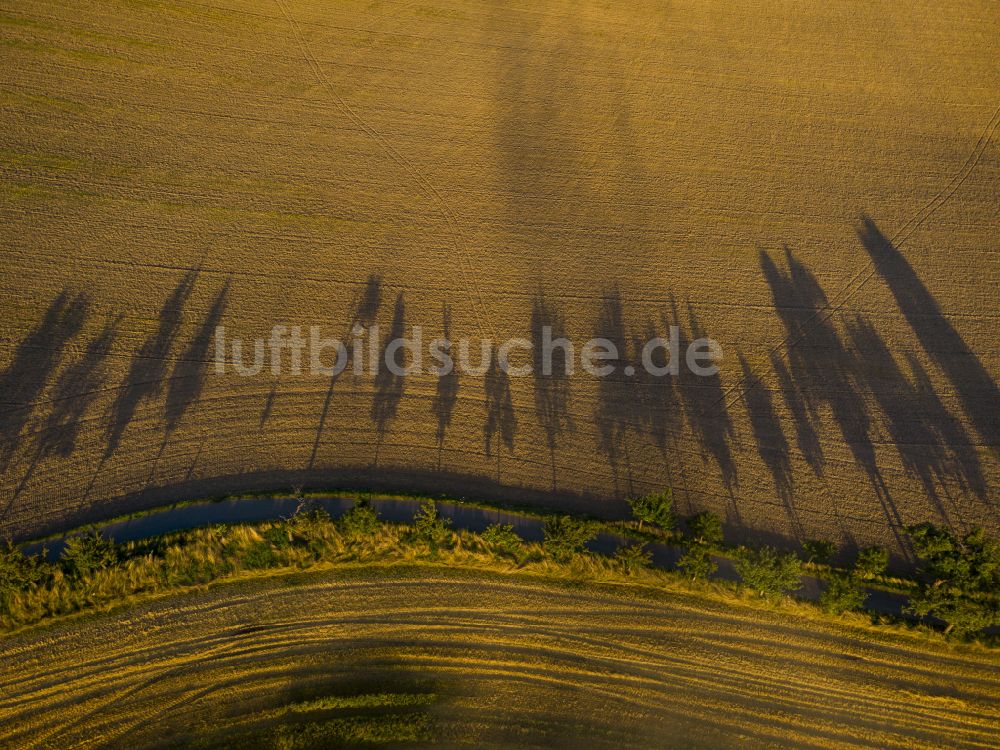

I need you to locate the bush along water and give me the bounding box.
[2,498,998,640]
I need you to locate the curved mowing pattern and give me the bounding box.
[1,568,998,748]
[1,0,998,553]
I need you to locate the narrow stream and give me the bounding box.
[22,495,911,619]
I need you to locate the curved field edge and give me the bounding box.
[1,510,995,650]
[11,488,921,594]
[7,488,995,632]
[1,565,998,749]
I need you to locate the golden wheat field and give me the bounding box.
[0,565,997,749]
[2,0,999,557]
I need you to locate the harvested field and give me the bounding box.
[1,0,999,556]
[2,566,999,748]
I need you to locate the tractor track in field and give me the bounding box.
[273,0,495,345]
[1,568,998,749]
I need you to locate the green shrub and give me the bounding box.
[262,524,293,550]
[734,546,801,599]
[819,573,867,615]
[908,524,1000,592]
[292,506,332,527]
[481,523,522,557]
[0,544,51,615]
[802,539,836,565]
[628,490,674,532]
[289,507,335,557]
[339,500,380,538]
[61,529,117,578]
[676,544,716,581]
[908,592,997,639]
[685,511,723,547]
[905,524,1000,637]
[853,546,889,579]
[412,500,452,546]
[542,515,596,562]
[160,543,225,587]
[242,541,280,570]
[615,542,652,574]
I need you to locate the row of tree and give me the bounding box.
[3,492,997,637]
[621,489,1000,637]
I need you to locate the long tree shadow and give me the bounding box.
[530,292,573,490]
[308,274,382,470]
[633,320,674,457]
[430,304,459,470]
[768,350,824,477]
[592,290,643,497]
[484,345,516,483]
[904,352,988,505]
[259,381,278,428]
[37,315,120,461]
[165,279,231,435]
[2,304,110,522]
[105,270,197,459]
[0,291,89,473]
[637,309,689,504]
[487,5,587,230]
[739,353,799,537]
[761,250,884,482]
[370,292,406,466]
[761,248,900,549]
[152,279,232,480]
[674,300,739,505]
[858,216,1000,458]
[846,314,986,521]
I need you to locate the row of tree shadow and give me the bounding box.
[0,271,230,519]
[474,216,997,543]
[1,217,997,542]
[256,215,1000,544]
[752,218,998,542]
[565,216,998,545]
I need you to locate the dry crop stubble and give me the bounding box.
[1,567,999,748]
[0,0,998,557]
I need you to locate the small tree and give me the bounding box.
[412,500,452,547]
[734,546,801,599]
[677,544,717,581]
[802,539,836,566]
[628,490,674,532]
[61,529,117,578]
[678,512,723,581]
[481,523,522,557]
[339,500,380,538]
[961,527,1000,590]
[908,590,997,638]
[853,546,889,580]
[819,573,866,615]
[543,515,596,562]
[685,511,724,548]
[283,507,335,559]
[1,544,50,616]
[615,542,652,574]
[290,505,331,534]
[908,525,1000,593]
[905,524,1000,637]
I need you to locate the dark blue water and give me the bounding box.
[23,496,913,618]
